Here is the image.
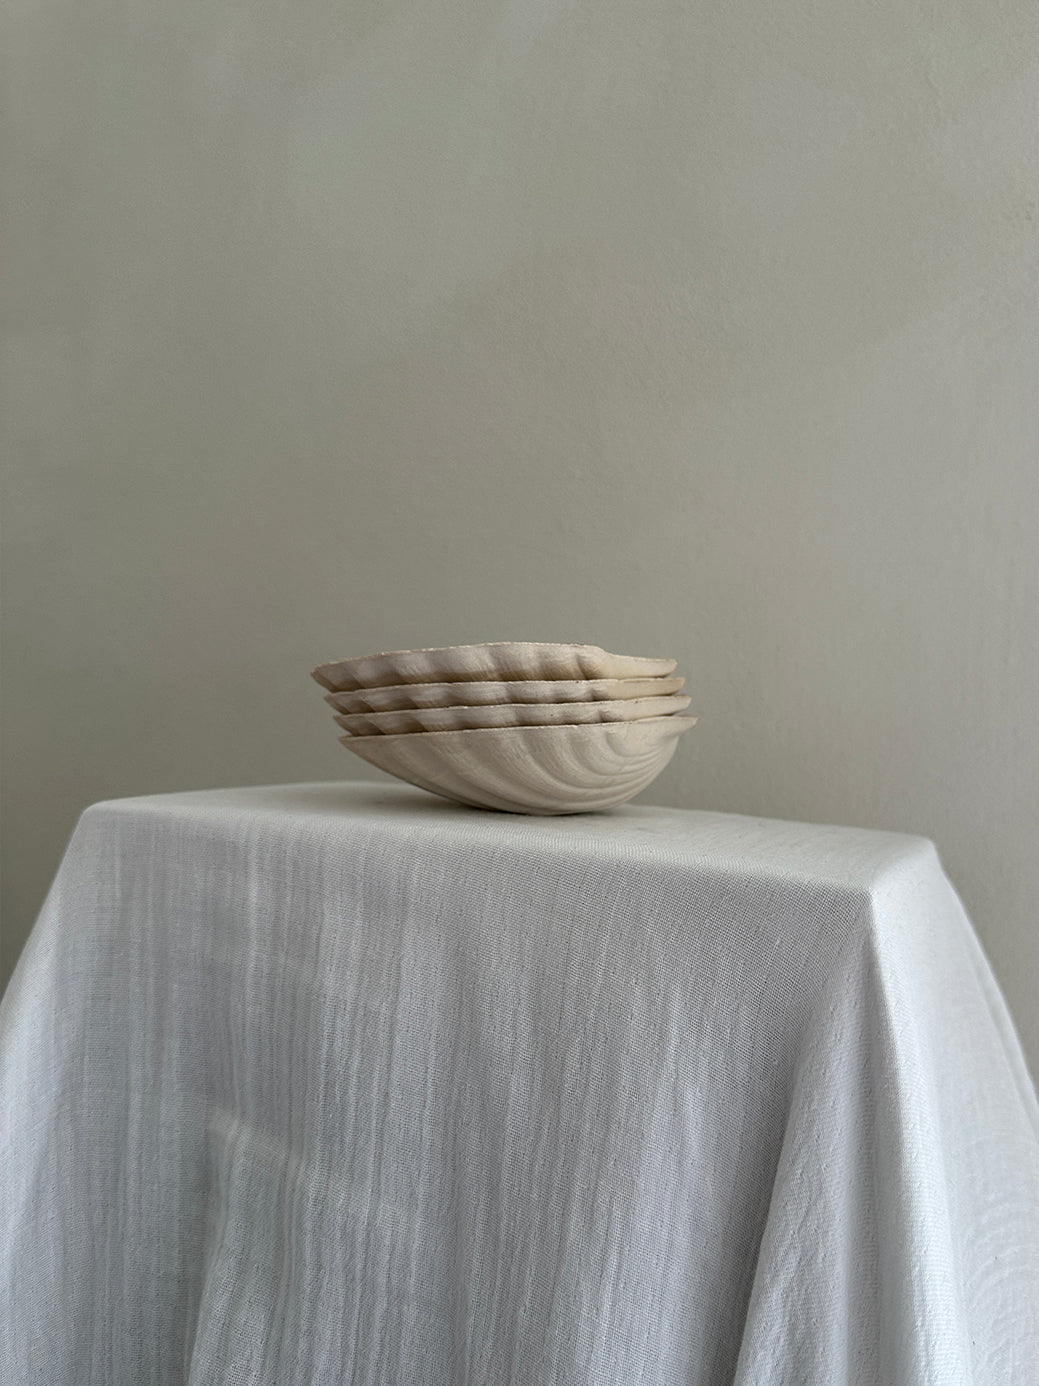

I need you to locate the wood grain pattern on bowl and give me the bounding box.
[337,717,696,814]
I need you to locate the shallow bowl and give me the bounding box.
[337,717,696,814]
[312,643,677,693]
[334,695,692,736]
[324,675,685,714]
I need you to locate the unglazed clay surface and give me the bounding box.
[334,695,693,736]
[337,716,696,814]
[324,675,686,714]
[312,643,677,692]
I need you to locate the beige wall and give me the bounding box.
[3,1,1038,1073]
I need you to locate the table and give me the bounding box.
[1,782,1037,1385]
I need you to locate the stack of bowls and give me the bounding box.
[311,643,695,814]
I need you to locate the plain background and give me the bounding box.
[2,0,1038,1077]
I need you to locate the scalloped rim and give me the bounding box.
[315,641,671,664]
[323,675,687,712]
[338,715,697,746]
[333,697,694,736]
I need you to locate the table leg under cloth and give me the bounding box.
[1,782,1037,1385]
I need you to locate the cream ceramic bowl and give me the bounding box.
[334,694,693,736]
[324,675,685,714]
[312,643,677,693]
[337,717,696,814]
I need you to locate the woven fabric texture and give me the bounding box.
[2,782,1037,1385]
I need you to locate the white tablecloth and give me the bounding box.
[1,782,1037,1385]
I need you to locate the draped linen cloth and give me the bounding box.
[1,781,1037,1386]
